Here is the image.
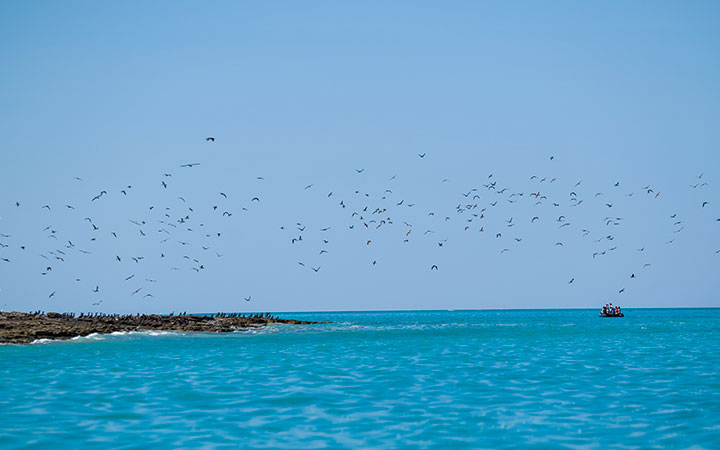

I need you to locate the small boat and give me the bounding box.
[599,313,624,317]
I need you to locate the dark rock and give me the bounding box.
[0,311,327,345]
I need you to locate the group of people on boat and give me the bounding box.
[600,303,622,316]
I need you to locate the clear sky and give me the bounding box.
[1,1,718,313]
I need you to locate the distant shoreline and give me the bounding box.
[0,311,326,345]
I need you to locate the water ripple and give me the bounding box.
[0,309,719,449]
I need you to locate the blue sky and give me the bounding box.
[1,1,718,313]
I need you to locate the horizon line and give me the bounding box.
[4,306,719,315]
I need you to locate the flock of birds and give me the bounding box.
[0,137,718,310]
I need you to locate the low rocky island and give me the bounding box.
[0,311,325,345]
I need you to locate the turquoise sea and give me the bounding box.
[1,309,719,449]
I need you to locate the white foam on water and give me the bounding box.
[144,330,172,336]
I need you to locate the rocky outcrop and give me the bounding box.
[0,311,325,344]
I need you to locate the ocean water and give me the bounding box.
[0,309,719,449]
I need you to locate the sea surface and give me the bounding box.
[0,309,719,449]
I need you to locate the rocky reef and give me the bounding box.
[0,311,325,345]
